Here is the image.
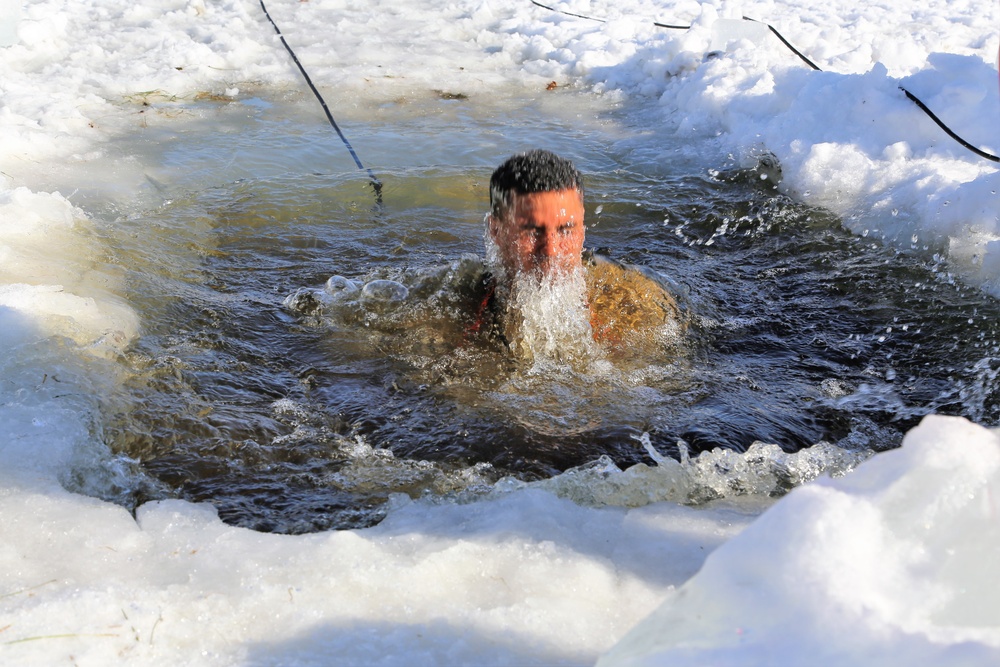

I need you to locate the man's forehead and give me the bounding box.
[511,188,583,205]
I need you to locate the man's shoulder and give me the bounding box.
[583,253,683,343]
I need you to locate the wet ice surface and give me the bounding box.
[83,92,1000,533]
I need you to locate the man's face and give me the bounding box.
[489,188,585,279]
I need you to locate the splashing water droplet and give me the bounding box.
[362,279,409,302]
[326,275,361,296]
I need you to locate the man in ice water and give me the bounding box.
[470,149,682,354]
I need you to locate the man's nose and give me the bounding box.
[535,228,560,256]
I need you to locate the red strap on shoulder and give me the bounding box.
[465,277,496,338]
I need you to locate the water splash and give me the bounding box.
[504,268,602,365]
[529,432,873,508]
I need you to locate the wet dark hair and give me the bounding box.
[489,150,584,220]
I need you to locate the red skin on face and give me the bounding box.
[489,188,585,279]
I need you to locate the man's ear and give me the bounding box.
[486,214,500,241]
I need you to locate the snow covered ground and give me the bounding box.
[1,0,998,664]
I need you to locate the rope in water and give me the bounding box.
[258,0,384,202]
[531,1,999,163]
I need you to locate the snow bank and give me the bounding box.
[0,185,137,352]
[0,478,757,665]
[599,415,1000,667]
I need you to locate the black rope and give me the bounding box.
[748,19,997,161]
[258,0,383,202]
[899,87,1000,162]
[529,0,603,22]
[530,1,999,164]
[529,0,689,29]
[741,17,821,71]
[652,21,692,30]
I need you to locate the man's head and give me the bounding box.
[487,150,585,280]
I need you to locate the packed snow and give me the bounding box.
[0,0,998,664]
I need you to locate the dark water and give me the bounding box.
[98,92,1000,533]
